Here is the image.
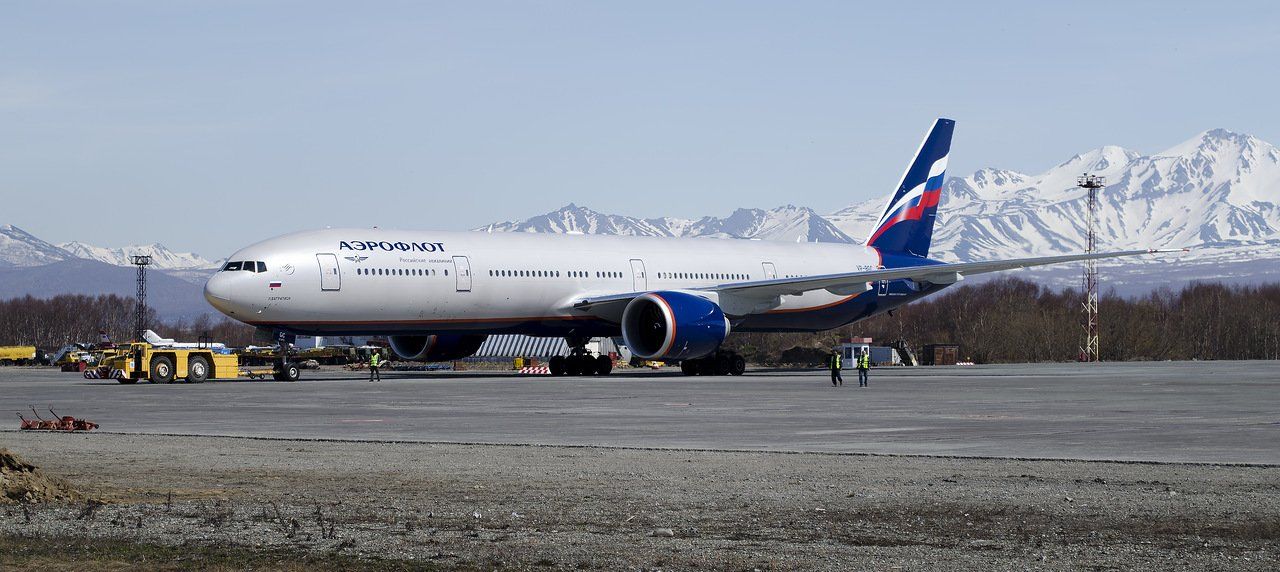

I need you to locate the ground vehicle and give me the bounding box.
[0,345,37,365]
[89,342,301,384]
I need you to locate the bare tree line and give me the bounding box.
[0,294,254,349]
[725,278,1280,363]
[3,280,1278,362]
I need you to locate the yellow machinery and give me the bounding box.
[0,345,37,365]
[91,342,241,384]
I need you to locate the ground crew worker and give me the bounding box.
[829,350,843,386]
[369,350,382,383]
[857,350,871,387]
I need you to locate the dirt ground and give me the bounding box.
[0,432,1277,571]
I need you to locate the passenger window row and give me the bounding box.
[656,272,749,281]
[481,270,752,281]
[491,270,561,278]
[356,267,445,277]
[486,270,630,279]
[222,261,267,273]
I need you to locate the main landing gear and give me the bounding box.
[679,350,746,376]
[548,336,613,377]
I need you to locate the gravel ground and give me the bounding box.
[1,431,1278,570]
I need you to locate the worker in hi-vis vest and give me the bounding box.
[368,350,382,383]
[829,350,843,387]
[857,350,871,387]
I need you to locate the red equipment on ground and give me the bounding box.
[17,406,98,431]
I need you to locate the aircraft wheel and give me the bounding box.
[150,356,175,384]
[714,354,732,376]
[187,356,210,383]
[578,355,597,376]
[680,360,697,376]
[548,356,566,376]
[697,358,716,376]
[279,363,301,382]
[564,356,582,376]
[594,355,613,376]
[729,354,746,376]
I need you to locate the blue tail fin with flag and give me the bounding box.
[866,118,954,258]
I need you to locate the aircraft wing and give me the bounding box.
[570,249,1184,318]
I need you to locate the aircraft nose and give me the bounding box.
[204,273,234,313]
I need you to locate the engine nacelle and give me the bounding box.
[621,291,729,360]
[388,334,488,362]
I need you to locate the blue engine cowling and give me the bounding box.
[388,334,488,361]
[621,291,729,360]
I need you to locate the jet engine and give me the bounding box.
[621,291,729,360]
[388,334,488,362]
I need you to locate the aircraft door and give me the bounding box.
[630,259,647,291]
[878,279,889,296]
[762,262,777,280]
[316,253,341,291]
[452,256,472,292]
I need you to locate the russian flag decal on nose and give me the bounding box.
[269,281,283,289]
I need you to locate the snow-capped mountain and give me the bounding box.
[486,129,1279,263]
[1,224,220,270]
[479,203,855,244]
[0,224,74,267]
[829,129,1280,263]
[57,241,220,270]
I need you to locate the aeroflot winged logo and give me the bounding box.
[339,240,446,253]
[344,255,369,263]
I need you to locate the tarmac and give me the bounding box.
[1,361,1277,464]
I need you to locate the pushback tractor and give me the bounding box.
[86,342,301,384]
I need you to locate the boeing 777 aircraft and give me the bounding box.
[204,118,1173,379]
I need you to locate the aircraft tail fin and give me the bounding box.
[866,118,954,257]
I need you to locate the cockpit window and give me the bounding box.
[256,261,267,273]
[223,261,242,272]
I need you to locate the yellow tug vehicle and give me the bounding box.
[87,342,240,384]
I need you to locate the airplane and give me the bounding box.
[204,118,1176,379]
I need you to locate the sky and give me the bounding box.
[3,0,1279,258]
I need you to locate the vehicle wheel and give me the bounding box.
[548,356,566,376]
[564,356,582,376]
[729,354,746,376]
[595,355,613,376]
[279,363,301,382]
[680,360,697,375]
[150,355,175,384]
[187,356,210,383]
[715,354,732,376]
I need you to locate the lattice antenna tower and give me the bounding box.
[1078,174,1105,362]
[131,255,153,341]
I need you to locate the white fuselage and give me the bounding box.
[204,228,904,337]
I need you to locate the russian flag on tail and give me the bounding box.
[866,118,954,258]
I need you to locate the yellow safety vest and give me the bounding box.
[370,353,381,367]
[858,354,871,369]
[832,354,842,369]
